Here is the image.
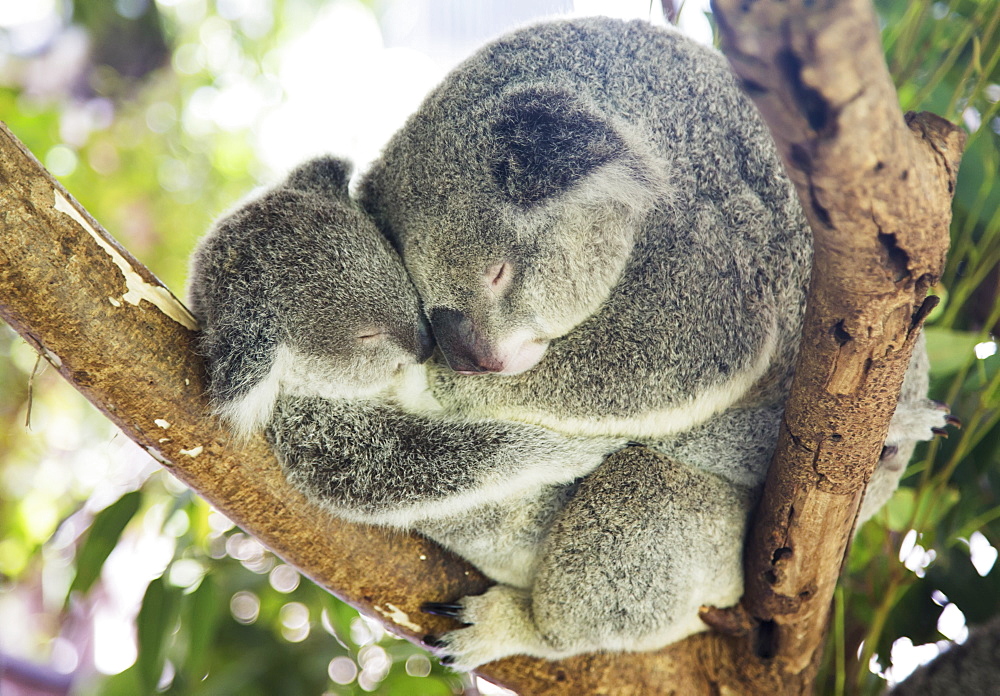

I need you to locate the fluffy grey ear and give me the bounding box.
[488,85,628,206]
[285,156,353,199]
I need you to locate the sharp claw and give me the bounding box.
[932,427,949,438]
[945,414,962,428]
[423,634,447,649]
[440,655,455,666]
[880,444,899,460]
[421,602,464,618]
[932,399,950,412]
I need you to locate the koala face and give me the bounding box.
[397,191,638,376]
[361,85,664,376]
[279,199,434,399]
[190,156,433,436]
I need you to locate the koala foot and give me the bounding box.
[421,586,568,671]
[886,399,958,448]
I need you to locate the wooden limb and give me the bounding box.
[711,0,965,689]
[0,121,755,694]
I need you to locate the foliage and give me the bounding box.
[0,0,997,694]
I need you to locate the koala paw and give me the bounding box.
[421,586,557,671]
[885,399,959,450]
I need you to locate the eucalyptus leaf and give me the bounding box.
[923,327,980,378]
[183,574,221,681]
[67,490,142,602]
[137,576,182,694]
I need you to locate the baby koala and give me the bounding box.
[188,155,432,438]
[187,154,624,535]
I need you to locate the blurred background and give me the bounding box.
[0,0,997,694]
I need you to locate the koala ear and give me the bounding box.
[285,156,353,199]
[488,85,628,206]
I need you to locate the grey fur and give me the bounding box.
[348,17,948,669]
[188,19,951,672]
[188,155,431,435]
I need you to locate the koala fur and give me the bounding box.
[187,155,625,529]
[349,17,946,668]
[189,19,951,671]
[187,156,431,438]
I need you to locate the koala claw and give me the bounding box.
[421,602,465,619]
[416,586,560,671]
[886,399,959,446]
[944,413,962,428]
[422,634,447,649]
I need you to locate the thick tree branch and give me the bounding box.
[711,0,965,689]
[0,122,753,694]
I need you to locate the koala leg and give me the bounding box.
[861,397,955,524]
[860,334,955,523]
[424,446,753,670]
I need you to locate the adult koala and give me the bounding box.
[269,17,946,669]
[348,18,811,667]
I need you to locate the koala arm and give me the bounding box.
[266,394,625,528]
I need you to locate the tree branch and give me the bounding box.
[711,0,965,688]
[0,121,741,694]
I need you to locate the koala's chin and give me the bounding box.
[494,337,549,376]
[473,330,550,376]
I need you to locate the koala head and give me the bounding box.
[189,156,433,437]
[360,84,667,376]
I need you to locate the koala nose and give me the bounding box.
[429,307,503,374]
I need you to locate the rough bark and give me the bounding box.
[710,0,966,691]
[0,0,963,691]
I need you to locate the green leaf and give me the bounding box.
[924,327,980,378]
[137,576,182,694]
[885,487,917,532]
[87,664,142,696]
[183,574,221,680]
[915,485,962,530]
[68,490,143,602]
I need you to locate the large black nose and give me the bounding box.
[428,307,502,373]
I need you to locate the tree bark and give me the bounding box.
[710,0,965,690]
[0,0,963,692]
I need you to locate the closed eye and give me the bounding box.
[488,262,512,291]
[357,331,388,342]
